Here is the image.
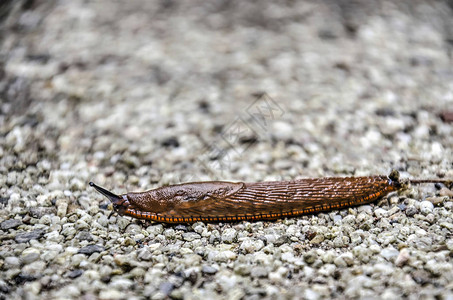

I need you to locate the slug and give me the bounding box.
[90,170,451,224]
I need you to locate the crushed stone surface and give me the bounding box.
[1,0,453,299]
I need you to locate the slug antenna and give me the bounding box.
[89,182,123,203]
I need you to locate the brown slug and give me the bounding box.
[90,170,451,224]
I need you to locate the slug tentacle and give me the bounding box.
[89,182,121,203]
[89,182,130,213]
[89,170,451,224]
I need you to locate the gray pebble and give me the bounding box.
[29,207,56,219]
[281,252,295,263]
[5,269,21,281]
[274,235,290,246]
[159,282,174,295]
[419,201,434,214]
[321,251,336,263]
[333,236,346,248]
[251,266,268,278]
[117,218,130,230]
[97,214,109,227]
[15,229,45,243]
[56,201,68,217]
[221,228,237,243]
[264,234,278,244]
[75,219,89,230]
[310,233,325,244]
[78,244,104,255]
[39,214,52,225]
[183,232,201,242]
[22,261,46,277]
[66,269,83,279]
[0,279,9,293]
[318,264,336,277]
[439,217,453,229]
[146,225,164,236]
[99,265,113,279]
[342,215,356,225]
[71,254,86,267]
[137,247,154,261]
[192,224,205,234]
[114,254,136,266]
[41,249,59,262]
[164,228,176,239]
[374,208,387,218]
[125,224,142,235]
[110,278,134,290]
[46,230,62,242]
[61,225,76,238]
[240,238,264,253]
[405,206,418,217]
[333,215,342,224]
[20,247,41,264]
[269,267,287,282]
[395,248,410,267]
[334,252,353,267]
[4,256,21,268]
[1,219,22,230]
[202,265,218,274]
[76,231,94,241]
[212,250,237,262]
[129,265,145,281]
[175,224,188,231]
[286,225,299,236]
[380,247,399,262]
[357,205,373,214]
[304,251,317,264]
[122,237,136,246]
[411,270,431,284]
[234,264,251,276]
[372,263,395,276]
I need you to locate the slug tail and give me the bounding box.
[409,179,451,184]
[89,182,123,204]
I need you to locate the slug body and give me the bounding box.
[90,172,407,224]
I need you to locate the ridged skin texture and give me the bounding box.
[120,175,397,223]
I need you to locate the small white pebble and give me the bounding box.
[419,201,434,215]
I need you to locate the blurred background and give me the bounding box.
[1,0,452,190]
[1,1,453,299]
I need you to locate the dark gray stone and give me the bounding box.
[159,282,174,295]
[15,230,45,243]
[78,244,104,255]
[66,269,83,279]
[1,219,22,230]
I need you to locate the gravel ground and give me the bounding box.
[1,0,453,299]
